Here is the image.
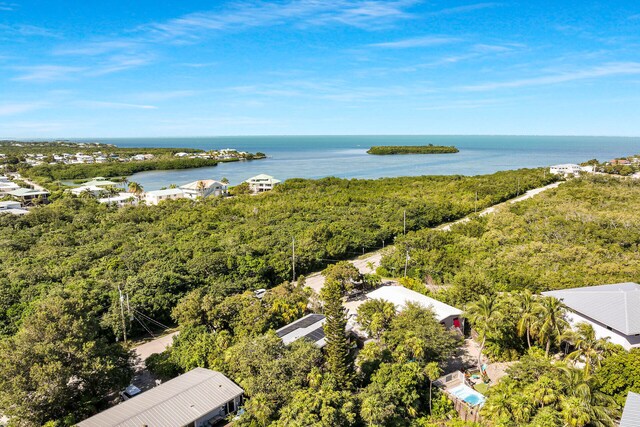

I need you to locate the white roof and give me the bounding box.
[275,314,327,347]
[71,185,107,194]
[366,285,462,322]
[246,174,281,183]
[82,179,120,187]
[145,188,184,197]
[98,193,134,203]
[77,368,243,427]
[179,179,225,190]
[621,392,640,427]
[550,163,581,168]
[0,201,21,208]
[542,283,640,335]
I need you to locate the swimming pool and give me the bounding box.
[448,384,486,407]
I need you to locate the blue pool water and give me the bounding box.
[449,384,486,407]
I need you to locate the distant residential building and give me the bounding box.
[366,285,464,330]
[611,158,631,165]
[0,181,21,193]
[276,314,328,347]
[70,185,108,197]
[81,177,120,187]
[144,188,185,205]
[8,188,49,206]
[98,192,135,206]
[549,164,584,176]
[246,174,281,193]
[180,179,228,199]
[0,200,28,215]
[76,368,243,427]
[542,282,640,350]
[174,152,190,157]
[621,391,640,427]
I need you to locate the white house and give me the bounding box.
[180,179,228,199]
[8,188,49,205]
[542,282,640,350]
[76,368,243,427]
[0,200,28,215]
[143,188,185,205]
[549,164,584,176]
[0,181,20,193]
[70,185,108,197]
[621,391,640,427]
[98,193,135,206]
[81,177,120,187]
[366,285,464,330]
[246,174,281,193]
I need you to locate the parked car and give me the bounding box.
[119,384,142,401]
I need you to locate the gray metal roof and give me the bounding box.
[621,391,640,427]
[542,282,640,335]
[275,314,327,347]
[77,368,243,427]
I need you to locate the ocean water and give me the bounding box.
[84,135,640,190]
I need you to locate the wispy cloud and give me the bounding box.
[0,102,47,116]
[76,101,158,110]
[0,2,15,11]
[0,24,59,38]
[54,40,143,56]
[628,14,640,20]
[130,90,200,102]
[142,0,419,40]
[370,35,461,49]
[432,2,500,15]
[459,62,640,91]
[13,65,86,82]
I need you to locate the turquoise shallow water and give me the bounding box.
[82,135,640,190]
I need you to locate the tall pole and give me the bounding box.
[118,286,127,344]
[403,210,406,236]
[475,191,478,214]
[404,246,409,277]
[292,237,296,283]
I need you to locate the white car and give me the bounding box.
[119,384,142,401]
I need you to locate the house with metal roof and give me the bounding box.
[366,285,464,330]
[245,174,281,193]
[77,368,243,427]
[180,179,228,199]
[276,313,328,347]
[621,391,640,427]
[542,282,640,350]
[8,188,49,205]
[143,188,186,205]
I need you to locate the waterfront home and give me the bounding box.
[549,164,584,176]
[70,185,108,197]
[246,174,281,193]
[542,282,640,350]
[180,179,228,199]
[98,192,135,206]
[366,285,464,330]
[81,177,120,187]
[621,391,640,427]
[610,158,632,165]
[76,368,243,427]
[144,188,185,205]
[8,188,49,206]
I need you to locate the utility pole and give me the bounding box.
[382,239,385,249]
[403,210,406,236]
[126,293,132,321]
[475,191,478,214]
[118,286,127,344]
[292,237,296,283]
[404,246,409,277]
[517,178,520,196]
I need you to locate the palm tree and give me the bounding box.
[127,181,144,202]
[424,362,441,415]
[533,296,568,357]
[558,367,617,427]
[515,290,539,349]
[196,180,206,198]
[465,294,503,370]
[565,322,612,376]
[104,185,120,205]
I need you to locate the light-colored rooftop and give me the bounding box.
[621,391,640,427]
[366,285,462,322]
[246,174,281,183]
[180,179,225,190]
[8,188,49,197]
[145,188,185,197]
[77,368,243,427]
[81,178,120,187]
[542,282,640,335]
[275,313,326,347]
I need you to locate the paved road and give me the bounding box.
[133,331,180,365]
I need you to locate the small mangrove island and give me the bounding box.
[367,144,459,155]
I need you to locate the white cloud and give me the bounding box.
[0,2,15,11]
[459,62,640,91]
[13,65,86,82]
[0,102,46,116]
[0,24,59,38]
[370,36,461,49]
[432,2,500,15]
[76,101,158,110]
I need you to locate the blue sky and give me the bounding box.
[1,0,639,137]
